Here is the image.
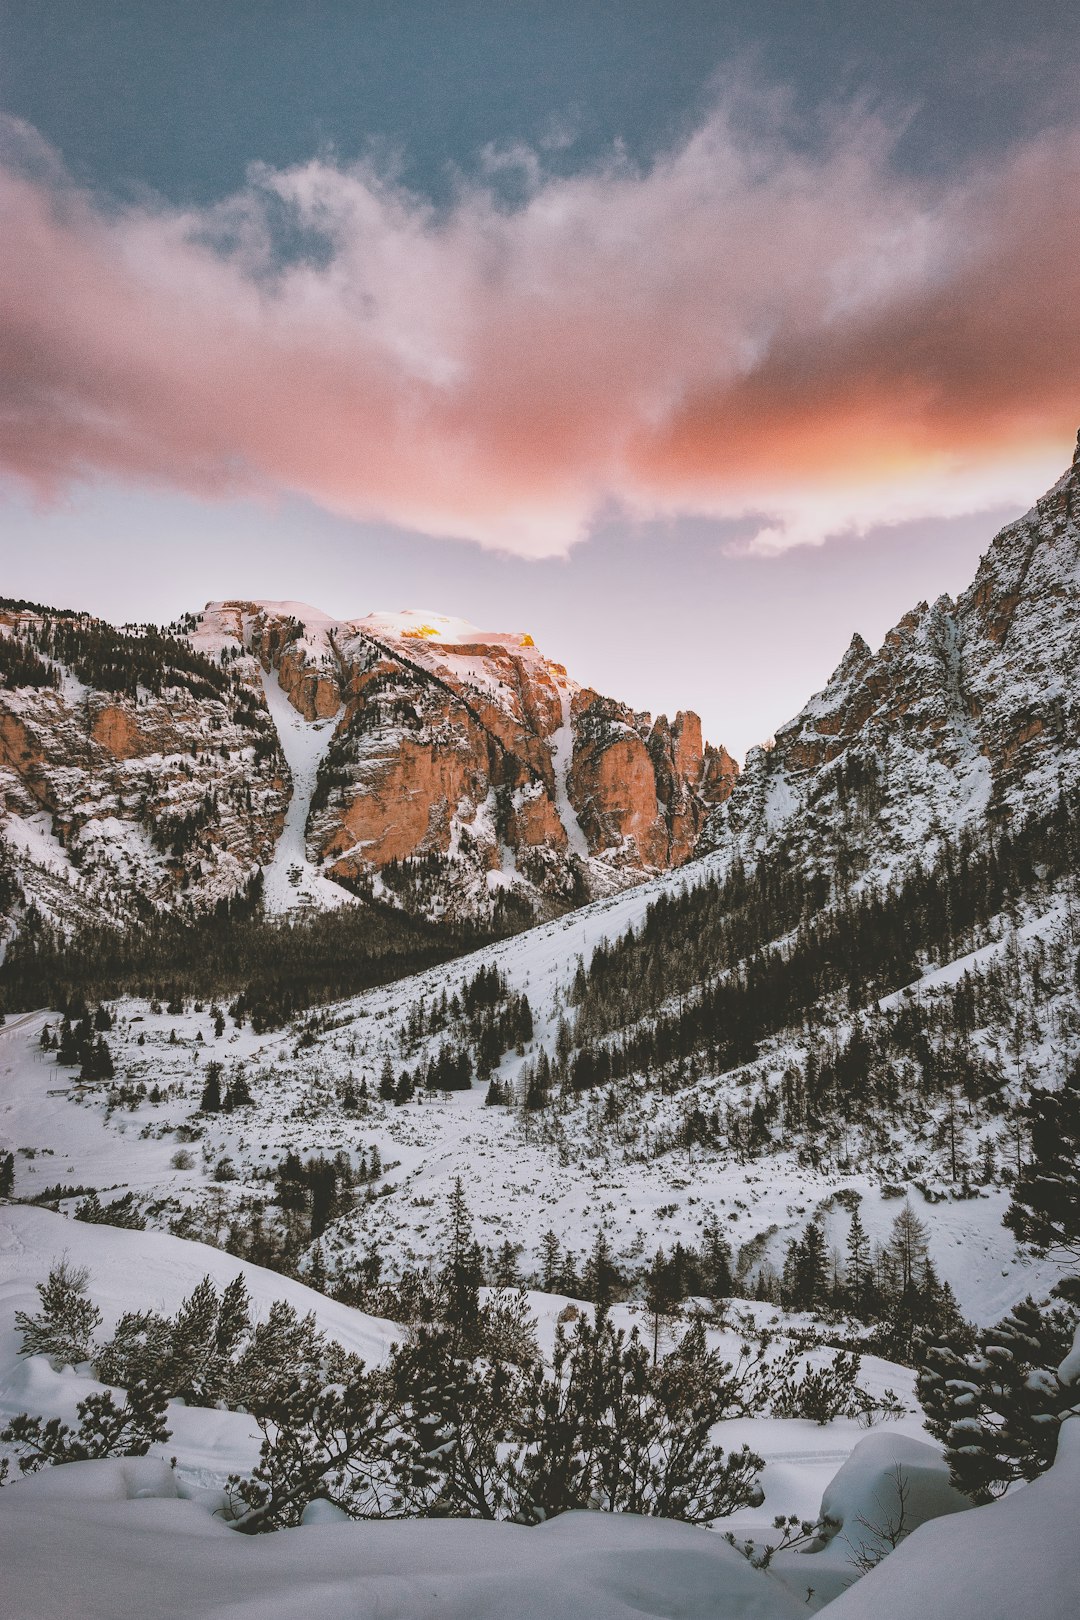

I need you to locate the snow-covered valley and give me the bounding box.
[2,445,1080,1616]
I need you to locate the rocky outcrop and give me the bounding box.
[702,432,1080,881]
[286,610,738,923]
[0,598,738,929]
[0,608,288,925]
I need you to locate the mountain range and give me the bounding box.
[4,435,1078,947]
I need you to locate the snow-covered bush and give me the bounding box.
[14,1259,102,1368]
[0,1382,170,1475]
[918,1297,1080,1500]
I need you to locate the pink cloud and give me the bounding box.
[0,99,1077,557]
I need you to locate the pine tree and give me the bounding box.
[846,1205,871,1315]
[584,1229,620,1307]
[918,1296,1079,1501]
[393,1070,415,1105]
[700,1212,734,1298]
[443,1178,482,1346]
[493,1241,521,1288]
[228,1364,424,1531]
[200,1061,223,1113]
[644,1247,676,1364]
[786,1220,828,1310]
[539,1230,561,1293]
[80,1037,115,1081]
[15,1260,102,1367]
[1005,1061,1080,1261]
[1,1381,170,1475]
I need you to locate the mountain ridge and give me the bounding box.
[0,596,737,932]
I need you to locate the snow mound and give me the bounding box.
[824,1418,1080,1620]
[0,1475,806,1620]
[813,1430,970,1559]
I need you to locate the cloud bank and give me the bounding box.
[1,96,1077,556]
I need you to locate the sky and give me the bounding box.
[1,1,1077,758]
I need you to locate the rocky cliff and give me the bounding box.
[702,431,1080,883]
[0,609,288,929]
[0,599,736,929]
[206,603,737,923]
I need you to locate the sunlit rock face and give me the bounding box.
[0,598,736,929]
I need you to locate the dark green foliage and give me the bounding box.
[424,1045,473,1092]
[0,632,59,689]
[0,1150,13,1199]
[385,1305,765,1526]
[74,1190,146,1230]
[274,1149,363,1242]
[14,1260,102,1367]
[0,597,82,617]
[569,788,1080,1102]
[1,899,489,1026]
[767,1346,868,1424]
[1005,1061,1080,1258]
[95,1274,251,1407]
[442,1178,484,1347]
[200,1061,224,1113]
[79,1037,115,1081]
[38,616,230,703]
[228,1364,427,1531]
[918,1296,1079,1502]
[0,1382,170,1474]
[6,1253,897,1531]
[233,1299,361,1419]
[783,1219,829,1311]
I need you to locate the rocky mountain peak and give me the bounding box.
[703,439,1080,880]
[0,595,737,930]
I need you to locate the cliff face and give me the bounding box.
[0,610,288,927]
[0,600,736,929]
[702,433,1080,881]
[232,605,737,923]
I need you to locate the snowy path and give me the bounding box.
[549,687,590,859]
[258,670,353,914]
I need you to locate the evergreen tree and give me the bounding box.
[228,1365,426,1531]
[539,1230,561,1293]
[793,1220,829,1310]
[1005,1061,1080,1261]
[80,1037,115,1081]
[200,1061,224,1113]
[644,1247,677,1363]
[393,1069,415,1105]
[846,1205,871,1315]
[15,1260,102,1367]
[700,1212,734,1298]
[584,1229,620,1308]
[1,1381,170,1474]
[442,1178,483,1346]
[918,1296,1079,1501]
[493,1241,521,1287]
